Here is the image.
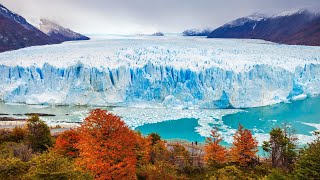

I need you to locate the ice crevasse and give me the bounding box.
[0,37,320,109]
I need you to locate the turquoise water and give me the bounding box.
[136,118,205,142]
[223,97,320,136]
[136,97,320,146]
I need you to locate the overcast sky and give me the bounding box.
[1,0,320,34]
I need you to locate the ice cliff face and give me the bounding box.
[0,36,319,108]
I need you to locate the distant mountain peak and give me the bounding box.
[0,4,89,53]
[208,9,320,46]
[39,18,90,42]
[0,3,35,31]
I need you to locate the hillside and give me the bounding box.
[208,10,320,46]
[0,4,58,52]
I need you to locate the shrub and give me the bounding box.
[0,142,33,162]
[209,165,246,180]
[265,169,287,180]
[137,162,186,180]
[0,157,29,180]
[0,129,13,143]
[26,150,91,180]
[11,126,28,143]
[12,143,33,162]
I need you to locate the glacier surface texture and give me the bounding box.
[0,36,320,108]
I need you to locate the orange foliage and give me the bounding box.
[204,129,227,165]
[54,129,80,158]
[76,109,139,180]
[230,125,258,166]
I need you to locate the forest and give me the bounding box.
[0,109,319,180]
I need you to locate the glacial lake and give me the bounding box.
[136,97,320,146]
[1,96,320,148]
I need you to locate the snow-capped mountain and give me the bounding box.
[182,28,212,36]
[0,4,58,52]
[39,19,90,42]
[208,9,320,46]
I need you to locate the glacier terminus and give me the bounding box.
[0,36,320,109]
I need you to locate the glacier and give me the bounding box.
[0,36,320,109]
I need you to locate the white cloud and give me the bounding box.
[1,0,319,34]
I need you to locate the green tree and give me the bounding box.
[26,150,91,180]
[148,133,161,145]
[293,132,320,179]
[26,115,53,152]
[262,127,297,171]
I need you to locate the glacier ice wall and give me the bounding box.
[1,62,320,108]
[0,37,320,108]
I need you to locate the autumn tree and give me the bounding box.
[54,129,80,158]
[262,127,297,171]
[76,109,139,180]
[26,115,53,152]
[204,128,227,166]
[230,125,258,166]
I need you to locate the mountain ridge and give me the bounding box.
[208,9,320,46]
[0,4,90,53]
[0,4,58,52]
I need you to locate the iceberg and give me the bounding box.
[0,36,320,109]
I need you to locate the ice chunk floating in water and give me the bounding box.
[0,36,320,108]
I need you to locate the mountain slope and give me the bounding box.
[39,19,90,42]
[208,10,320,46]
[0,4,58,52]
